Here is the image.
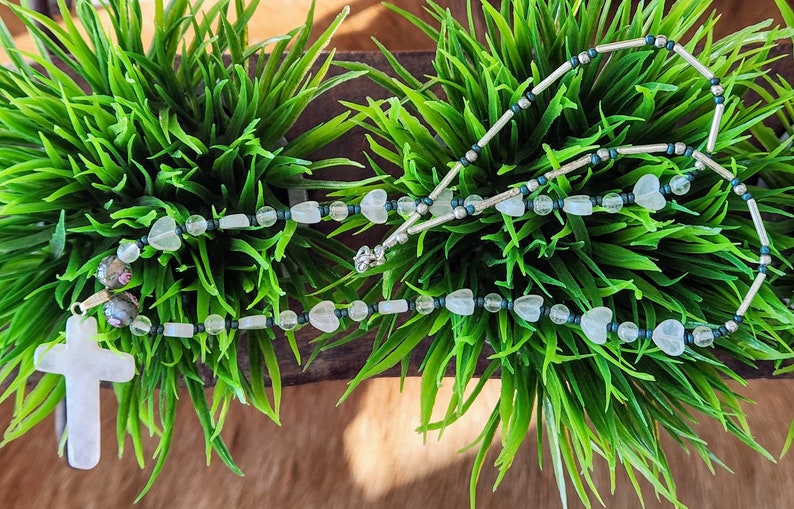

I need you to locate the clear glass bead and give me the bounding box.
[617,321,639,342]
[348,300,369,322]
[533,195,554,216]
[669,175,691,196]
[601,193,623,213]
[483,293,503,313]
[117,241,140,264]
[396,196,416,218]
[463,194,484,216]
[204,314,226,335]
[256,206,278,227]
[129,315,152,336]
[693,325,714,347]
[278,309,298,331]
[329,201,349,221]
[549,304,570,324]
[185,214,208,236]
[415,295,435,315]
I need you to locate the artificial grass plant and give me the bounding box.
[333,0,794,506]
[0,0,363,497]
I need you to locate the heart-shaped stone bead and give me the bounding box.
[513,295,543,322]
[562,195,593,216]
[580,306,613,345]
[429,189,453,217]
[361,189,388,224]
[651,319,686,356]
[445,288,475,316]
[308,301,339,333]
[148,216,182,251]
[495,195,526,217]
[633,174,666,211]
[290,201,322,224]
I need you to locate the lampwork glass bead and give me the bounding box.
[463,195,484,216]
[117,242,140,264]
[483,293,503,313]
[533,195,554,216]
[415,295,435,315]
[397,196,417,218]
[329,201,349,221]
[602,193,623,213]
[96,255,133,289]
[129,315,152,336]
[549,304,570,325]
[102,292,139,328]
[669,175,691,195]
[692,325,714,347]
[348,300,369,322]
[278,310,298,331]
[204,314,226,335]
[617,321,639,342]
[185,214,208,236]
[256,206,278,227]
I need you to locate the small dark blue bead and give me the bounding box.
[297,314,307,325]
[609,148,618,159]
[136,238,147,249]
[684,147,694,157]
[276,210,285,220]
[662,184,671,195]
[476,297,485,307]
[620,193,629,204]
[525,199,532,211]
[174,225,184,236]
[506,301,514,311]
[588,48,597,58]
[525,92,536,102]
[589,196,597,206]
[465,204,475,215]
[595,196,603,206]
[759,265,769,274]
[334,309,342,318]
[437,297,445,307]
[712,328,722,338]
[760,246,771,255]
[195,324,205,334]
[384,201,392,212]
[283,211,291,220]
[266,317,274,327]
[368,303,378,314]
[471,144,481,153]
[450,198,459,207]
[501,300,508,309]
[714,95,725,104]
[645,34,655,45]
[423,197,433,206]
[567,314,575,324]
[538,176,548,185]
[460,156,470,167]
[340,309,349,318]
[687,171,697,181]
[347,204,356,214]
[710,77,721,86]
[685,332,694,344]
[666,143,675,154]
[730,178,740,186]
[520,185,529,195]
[591,154,600,165]
[353,204,361,214]
[570,56,579,67]
[666,40,675,51]
[627,192,635,203]
[510,104,521,114]
[734,314,744,323]
[742,192,752,201]
[542,306,551,317]
[719,326,728,335]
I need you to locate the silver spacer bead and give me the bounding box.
[654,35,668,48]
[759,254,772,266]
[674,142,686,155]
[732,183,747,196]
[395,232,409,244]
[578,51,591,65]
[694,160,705,170]
[416,202,430,215]
[724,320,739,333]
[453,206,468,219]
[517,96,532,109]
[596,148,610,161]
[465,150,479,163]
[711,84,725,96]
[526,179,540,192]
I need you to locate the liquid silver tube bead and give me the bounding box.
[673,44,715,80]
[594,38,649,53]
[707,103,725,153]
[736,272,768,317]
[692,151,736,181]
[531,61,573,96]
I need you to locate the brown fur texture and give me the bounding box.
[0,1,791,507]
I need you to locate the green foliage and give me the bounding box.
[337,0,794,507]
[0,0,361,495]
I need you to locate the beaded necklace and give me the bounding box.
[35,34,773,468]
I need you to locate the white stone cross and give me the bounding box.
[34,315,135,469]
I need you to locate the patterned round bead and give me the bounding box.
[669,175,691,195]
[533,195,554,215]
[397,196,417,218]
[185,214,208,236]
[348,300,369,322]
[711,84,725,96]
[692,325,714,347]
[602,193,623,213]
[464,195,484,216]
[103,292,139,328]
[328,201,349,221]
[117,241,141,264]
[96,255,133,289]
[415,295,435,315]
[578,51,591,64]
[129,314,152,336]
[724,319,739,333]
[256,206,278,227]
[465,149,479,163]
[204,314,226,335]
[278,310,298,331]
[549,304,570,325]
[654,35,668,48]
[483,293,503,313]
[453,206,468,219]
[617,321,639,343]
[674,142,686,155]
